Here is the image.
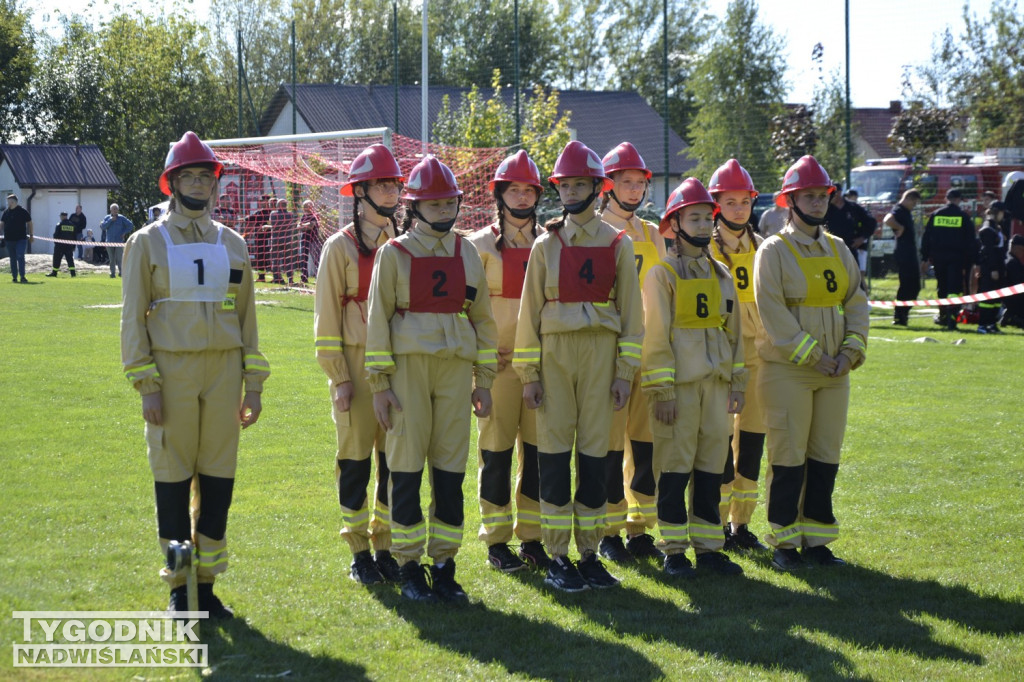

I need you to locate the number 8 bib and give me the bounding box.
[779,233,848,308]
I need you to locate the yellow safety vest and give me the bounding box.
[655,260,724,329]
[710,239,755,303]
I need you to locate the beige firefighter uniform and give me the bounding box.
[468,223,542,546]
[711,230,766,526]
[121,211,270,588]
[315,223,395,555]
[753,225,869,550]
[513,214,644,558]
[602,213,665,536]
[641,251,746,555]
[365,227,497,567]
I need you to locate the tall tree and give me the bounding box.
[685,0,786,191]
[905,2,1024,148]
[0,0,34,142]
[27,12,234,217]
[548,0,612,91]
[602,0,713,146]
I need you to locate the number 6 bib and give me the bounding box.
[159,224,230,302]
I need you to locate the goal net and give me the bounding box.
[205,128,511,284]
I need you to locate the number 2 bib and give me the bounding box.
[779,234,848,308]
[159,223,230,303]
[392,236,467,313]
[554,230,623,303]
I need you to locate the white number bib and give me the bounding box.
[159,224,230,302]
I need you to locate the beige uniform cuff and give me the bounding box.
[615,363,636,382]
[650,387,675,402]
[136,379,162,395]
[367,374,392,393]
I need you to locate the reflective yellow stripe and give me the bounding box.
[573,515,605,531]
[364,351,395,368]
[244,354,270,371]
[641,368,674,387]
[658,524,688,540]
[689,522,722,539]
[803,522,839,539]
[125,363,160,382]
[772,523,801,544]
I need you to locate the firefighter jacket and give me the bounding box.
[365,226,498,393]
[121,211,270,395]
[314,222,394,386]
[640,251,746,403]
[753,225,869,370]
[513,214,644,385]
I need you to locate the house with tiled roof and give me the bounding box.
[258,84,695,207]
[0,144,119,255]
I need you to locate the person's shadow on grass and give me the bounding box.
[199,616,371,680]
[370,582,664,681]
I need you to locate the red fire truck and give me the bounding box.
[850,149,1024,275]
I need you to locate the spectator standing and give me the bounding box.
[825,183,876,281]
[47,211,77,277]
[976,202,1008,334]
[758,200,787,238]
[920,188,976,330]
[1001,235,1024,328]
[1,194,33,283]
[298,200,321,283]
[883,190,922,326]
[100,203,135,278]
[70,205,87,259]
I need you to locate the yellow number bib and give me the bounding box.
[656,262,724,329]
[710,240,755,303]
[779,234,848,308]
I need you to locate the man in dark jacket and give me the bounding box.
[826,183,877,281]
[976,202,1008,333]
[883,190,921,326]
[1002,234,1024,328]
[921,188,977,330]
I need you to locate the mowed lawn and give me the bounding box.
[1,264,1022,681]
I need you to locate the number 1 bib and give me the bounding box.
[779,234,848,308]
[158,223,230,302]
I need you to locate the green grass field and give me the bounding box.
[2,264,1022,681]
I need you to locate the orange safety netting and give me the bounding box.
[207,132,510,283]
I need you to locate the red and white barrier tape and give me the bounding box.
[35,236,128,248]
[868,283,1024,308]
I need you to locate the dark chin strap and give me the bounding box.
[717,215,748,233]
[610,189,642,214]
[564,189,598,215]
[361,189,398,218]
[508,205,537,220]
[678,231,711,248]
[177,192,208,212]
[791,203,828,227]
[412,200,460,232]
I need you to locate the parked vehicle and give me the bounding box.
[851,149,1024,276]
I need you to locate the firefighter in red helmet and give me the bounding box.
[366,155,498,602]
[643,177,746,579]
[315,143,405,586]
[597,141,666,565]
[121,131,270,616]
[469,150,551,573]
[707,158,769,553]
[753,155,869,571]
[513,140,644,592]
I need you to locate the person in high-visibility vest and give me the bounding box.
[513,140,643,592]
[597,141,665,565]
[468,151,551,573]
[365,155,498,602]
[753,155,869,571]
[707,159,769,553]
[642,177,746,578]
[121,131,270,617]
[315,144,405,585]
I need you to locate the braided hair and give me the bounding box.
[492,182,539,251]
[351,185,402,254]
[712,216,759,267]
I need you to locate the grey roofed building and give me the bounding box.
[0,144,120,189]
[258,84,695,178]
